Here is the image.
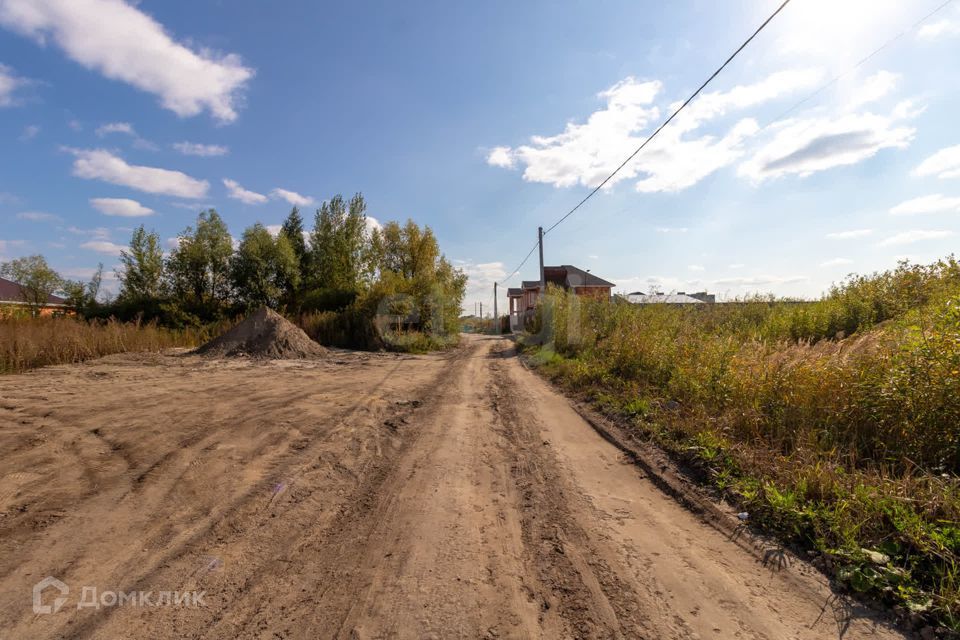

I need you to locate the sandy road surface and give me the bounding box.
[0,335,903,639]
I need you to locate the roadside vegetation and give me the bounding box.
[0,194,467,371]
[522,257,960,631]
[0,314,209,374]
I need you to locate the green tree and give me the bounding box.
[117,225,165,302]
[308,193,370,291]
[63,263,103,314]
[166,209,233,314]
[279,206,309,284]
[0,255,64,316]
[371,220,467,335]
[230,223,299,308]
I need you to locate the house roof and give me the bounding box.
[623,292,705,304]
[506,287,523,297]
[521,280,541,289]
[544,265,616,288]
[0,277,69,305]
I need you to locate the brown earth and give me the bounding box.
[195,306,327,359]
[0,335,905,639]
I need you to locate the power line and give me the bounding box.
[540,0,793,236]
[498,240,539,286]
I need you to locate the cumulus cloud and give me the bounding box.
[67,148,209,198]
[271,188,314,207]
[486,146,514,169]
[877,229,954,247]
[687,264,705,272]
[0,0,254,122]
[918,19,960,40]
[820,257,853,267]
[912,145,960,179]
[739,111,915,181]
[173,141,228,157]
[16,211,60,222]
[223,178,267,205]
[365,215,382,235]
[0,62,29,106]
[90,197,154,217]
[486,70,820,193]
[826,228,872,239]
[458,260,506,313]
[890,194,960,216]
[80,239,125,255]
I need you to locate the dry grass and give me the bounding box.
[0,315,206,374]
[524,258,960,630]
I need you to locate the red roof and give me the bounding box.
[0,277,69,305]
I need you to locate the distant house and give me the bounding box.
[622,290,715,305]
[507,265,615,331]
[0,277,71,316]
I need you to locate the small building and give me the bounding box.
[623,290,715,305]
[507,265,615,331]
[0,277,71,316]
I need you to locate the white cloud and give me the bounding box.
[820,257,853,267]
[826,228,873,239]
[16,210,60,222]
[918,19,960,40]
[95,121,134,137]
[487,70,820,193]
[656,226,688,233]
[486,146,514,169]
[847,70,899,110]
[713,275,807,287]
[877,229,954,247]
[223,178,267,205]
[739,110,915,181]
[0,238,26,257]
[687,264,705,272]
[67,118,81,131]
[80,239,125,255]
[728,263,745,269]
[0,62,28,106]
[67,148,208,198]
[271,188,314,207]
[173,141,228,157]
[365,215,382,235]
[912,145,960,179]
[19,123,39,140]
[889,194,960,216]
[90,197,154,217]
[459,260,506,313]
[66,225,111,239]
[0,0,254,122]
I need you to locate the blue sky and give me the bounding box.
[2,0,960,314]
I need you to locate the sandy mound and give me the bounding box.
[196,307,327,359]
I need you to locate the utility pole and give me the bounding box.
[479,301,483,321]
[493,282,499,335]
[538,226,545,299]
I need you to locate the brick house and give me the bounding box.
[0,276,71,317]
[506,265,615,331]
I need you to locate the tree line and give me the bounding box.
[2,194,467,346]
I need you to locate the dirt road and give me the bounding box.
[0,335,903,639]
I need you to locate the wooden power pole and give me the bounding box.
[538,226,545,298]
[493,282,499,335]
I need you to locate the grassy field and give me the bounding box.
[0,315,209,374]
[522,258,960,631]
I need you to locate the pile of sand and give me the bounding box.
[196,307,327,359]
